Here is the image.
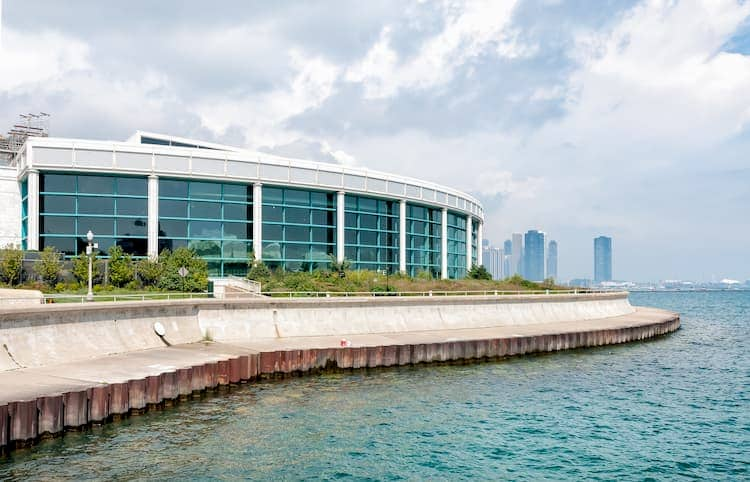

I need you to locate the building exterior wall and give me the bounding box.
[0,167,21,247]
[13,135,484,278]
[523,230,546,281]
[594,236,612,282]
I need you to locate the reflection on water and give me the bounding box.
[1,292,748,480]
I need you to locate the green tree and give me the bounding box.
[107,245,135,287]
[0,245,24,286]
[415,269,433,280]
[136,257,163,287]
[157,247,208,292]
[467,264,492,280]
[247,252,271,283]
[34,246,63,287]
[72,251,103,287]
[328,254,351,277]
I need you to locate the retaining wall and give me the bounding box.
[0,314,680,454]
[0,293,634,370]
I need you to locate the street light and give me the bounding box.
[86,230,98,301]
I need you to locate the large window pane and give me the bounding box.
[224,222,251,240]
[41,216,75,235]
[311,227,332,244]
[42,236,76,255]
[41,195,75,214]
[263,187,283,203]
[160,179,188,198]
[116,177,147,196]
[223,240,249,259]
[78,197,114,215]
[190,221,221,238]
[117,218,147,237]
[224,203,250,221]
[311,209,333,226]
[160,199,187,218]
[78,217,114,236]
[285,207,309,224]
[189,239,221,257]
[284,189,309,206]
[78,176,114,194]
[190,182,221,200]
[159,219,187,238]
[285,244,308,260]
[223,184,251,203]
[41,174,75,193]
[190,201,221,219]
[117,197,147,216]
[263,223,283,241]
[360,230,378,246]
[263,205,282,222]
[286,225,309,243]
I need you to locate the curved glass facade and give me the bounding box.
[406,204,442,278]
[261,186,336,272]
[344,194,399,273]
[158,179,253,276]
[447,212,467,279]
[39,173,148,256]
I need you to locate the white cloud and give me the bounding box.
[473,170,544,200]
[0,27,90,92]
[346,0,523,98]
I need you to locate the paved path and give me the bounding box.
[0,306,676,405]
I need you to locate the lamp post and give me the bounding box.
[86,230,97,301]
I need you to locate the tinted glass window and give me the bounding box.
[286,225,309,243]
[263,187,283,203]
[160,179,188,198]
[160,199,187,218]
[41,174,75,193]
[285,207,308,224]
[159,219,187,238]
[223,184,251,203]
[223,240,249,259]
[224,203,249,221]
[117,218,147,237]
[42,236,76,255]
[285,243,308,260]
[311,227,331,244]
[262,205,282,222]
[190,201,221,219]
[78,176,113,194]
[190,182,221,200]
[224,222,250,240]
[190,239,221,257]
[311,209,333,226]
[190,221,221,238]
[78,197,114,215]
[41,195,75,214]
[117,198,147,216]
[263,223,282,241]
[41,216,75,235]
[284,189,309,206]
[116,177,147,196]
[77,217,114,236]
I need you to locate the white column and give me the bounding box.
[27,170,39,251]
[466,215,473,272]
[336,191,345,263]
[147,175,159,258]
[477,221,483,266]
[441,208,448,279]
[253,183,263,261]
[399,199,407,273]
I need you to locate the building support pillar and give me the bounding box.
[466,215,473,273]
[441,208,448,279]
[253,183,263,261]
[477,220,483,266]
[27,170,39,251]
[399,200,407,274]
[336,191,345,263]
[147,175,159,259]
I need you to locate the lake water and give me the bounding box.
[1,291,748,480]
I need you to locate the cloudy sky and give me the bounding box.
[1,0,748,282]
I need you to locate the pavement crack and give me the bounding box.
[3,343,23,368]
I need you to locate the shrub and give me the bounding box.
[34,246,63,287]
[157,247,208,292]
[136,257,163,287]
[467,264,492,280]
[415,269,433,280]
[107,245,135,287]
[0,245,23,286]
[72,251,102,287]
[247,252,271,283]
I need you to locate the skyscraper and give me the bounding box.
[482,246,504,280]
[523,230,546,281]
[511,233,523,276]
[503,239,512,276]
[594,236,612,282]
[547,240,558,280]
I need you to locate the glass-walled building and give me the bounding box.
[7,131,483,278]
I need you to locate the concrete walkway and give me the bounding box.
[0,306,676,405]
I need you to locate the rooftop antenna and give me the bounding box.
[0,112,51,165]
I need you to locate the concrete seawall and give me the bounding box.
[0,292,679,454]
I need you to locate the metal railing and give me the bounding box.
[0,288,612,306]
